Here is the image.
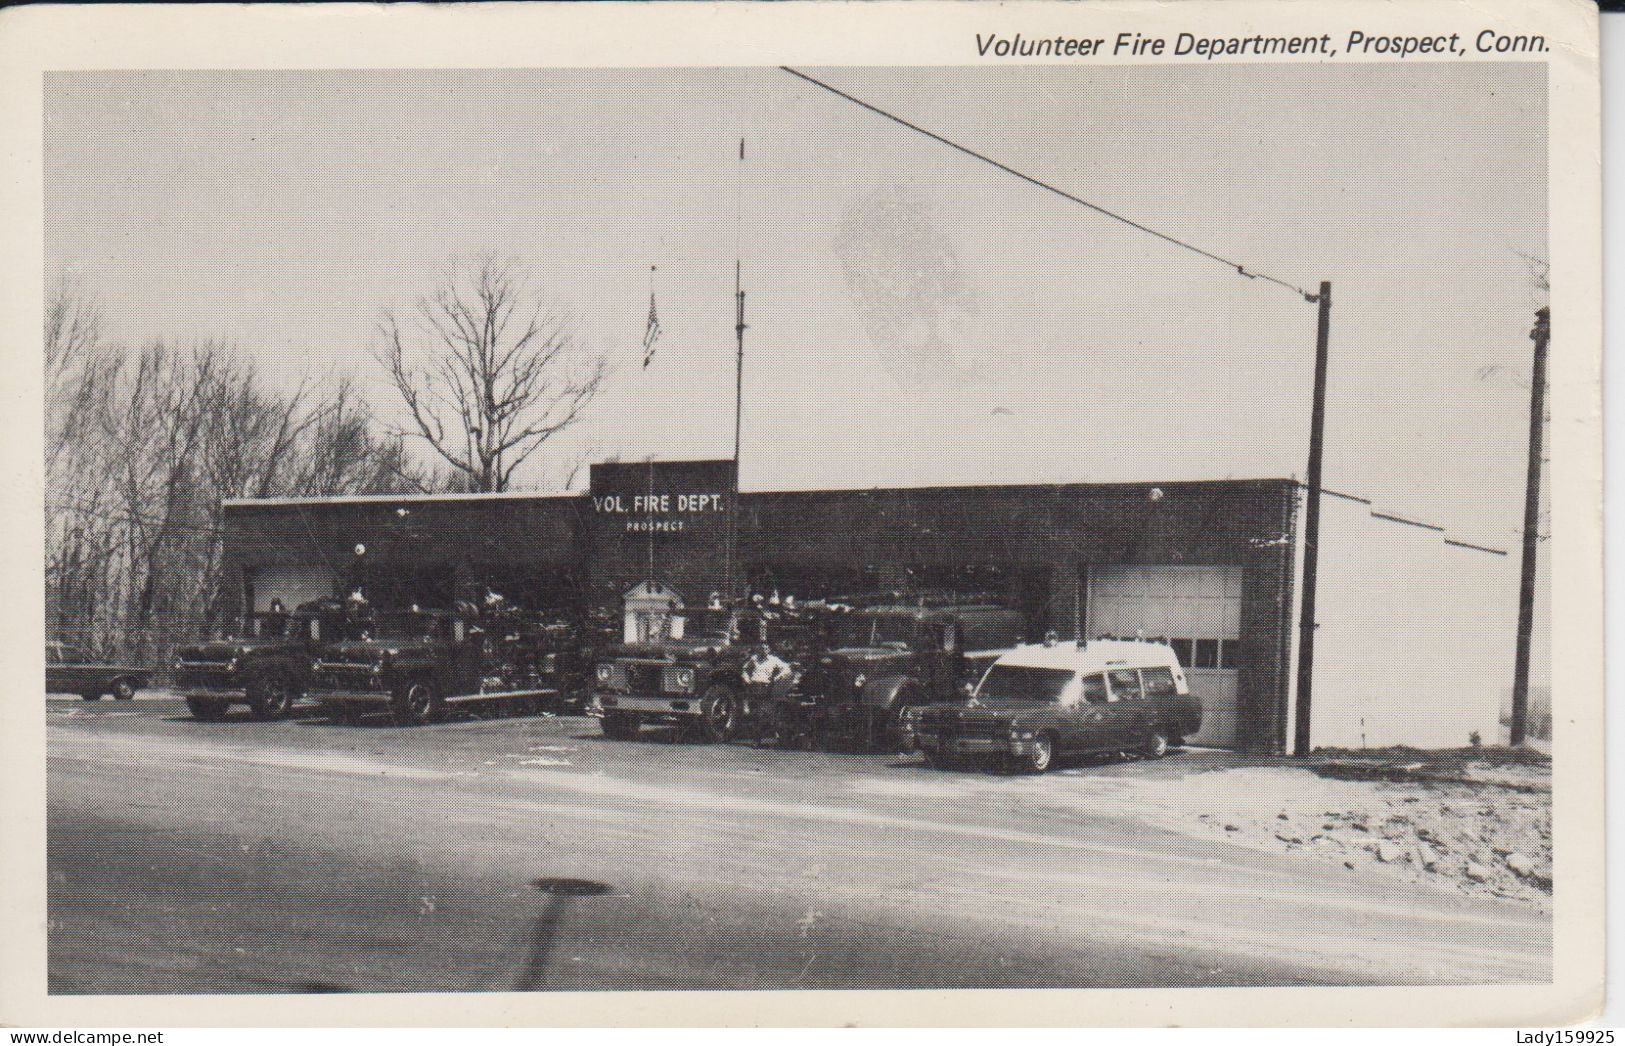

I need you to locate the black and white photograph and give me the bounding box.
[3,0,1605,1029]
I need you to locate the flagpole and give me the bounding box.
[734,258,745,463]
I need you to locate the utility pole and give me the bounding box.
[1511,306,1550,747]
[1293,281,1333,756]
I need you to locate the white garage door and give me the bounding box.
[250,564,337,612]
[1087,565,1243,748]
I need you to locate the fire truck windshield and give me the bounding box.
[829,615,916,649]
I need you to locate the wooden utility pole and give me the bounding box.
[1511,306,1550,747]
[1293,281,1333,756]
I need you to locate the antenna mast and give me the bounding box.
[726,137,747,598]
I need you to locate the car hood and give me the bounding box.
[920,699,1048,718]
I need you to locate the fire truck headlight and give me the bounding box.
[595,664,613,683]
[663,667,696,693]
[853,673,867,691]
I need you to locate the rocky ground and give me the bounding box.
[1093,746,1552,910]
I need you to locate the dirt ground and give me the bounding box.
[1073,746,1552,910]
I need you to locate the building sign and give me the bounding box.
[591,492,729,533]
[587,459,739,596]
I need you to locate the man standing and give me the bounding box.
[740,640,792,744]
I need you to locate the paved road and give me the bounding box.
[47,694,1552,994]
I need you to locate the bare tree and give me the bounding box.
[45,276,108,471]
[45,318,433,664]
[376,254,608,492]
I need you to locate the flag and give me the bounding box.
[642,290,661,369]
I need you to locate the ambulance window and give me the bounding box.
[1080,673,1108,704]
[1169,638,1193,666]
[1218,639,1241,670]
[1107,669,1143,702]
[1193,639,1220,669]
[1141,667,1177,698]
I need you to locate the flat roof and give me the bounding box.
[217,468,1507,558]
[222,489,580,508]
[224,474,1295,510]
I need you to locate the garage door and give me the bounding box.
[1087,565,1243,748]
[249,564,337,612]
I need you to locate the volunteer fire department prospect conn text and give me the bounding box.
[973,29,1548,59]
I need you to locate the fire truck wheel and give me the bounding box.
[600,712,640,740]
[392,680,441,726]
[889,688,927,743]
[1141,729,1171,760]
[186,697,228,722]
[694,684,740,743]
[246,675,297,721]
[112,677,139,701]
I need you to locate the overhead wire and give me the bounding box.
[779,66,1316,304]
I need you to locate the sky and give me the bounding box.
[44,64,1547,554]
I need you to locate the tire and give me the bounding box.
[1018,733,1057,774]
[887,688,927,748]
[391,680,441,726]
[246,674,297,721]
[600,712,641,740]
[1142,728,1171,760]
[186,696,228,722]
[693,684,740,743]
[111,678,139,701]
[80,692,102,702]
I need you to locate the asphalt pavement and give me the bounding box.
[46,693,1552,993]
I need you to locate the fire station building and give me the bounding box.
[220,458,1514,754]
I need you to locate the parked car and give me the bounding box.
[910,638,1202,773]
[308,607,572,725]
[785,602,1026,748]
[592,604,825,742]
[45,642,149,701]
[174,601,357,722]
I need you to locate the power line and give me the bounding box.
[780,66,1315,303]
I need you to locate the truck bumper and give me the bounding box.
[180,687,248,703]
[310,689,393,705]
[596,693,699,717]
